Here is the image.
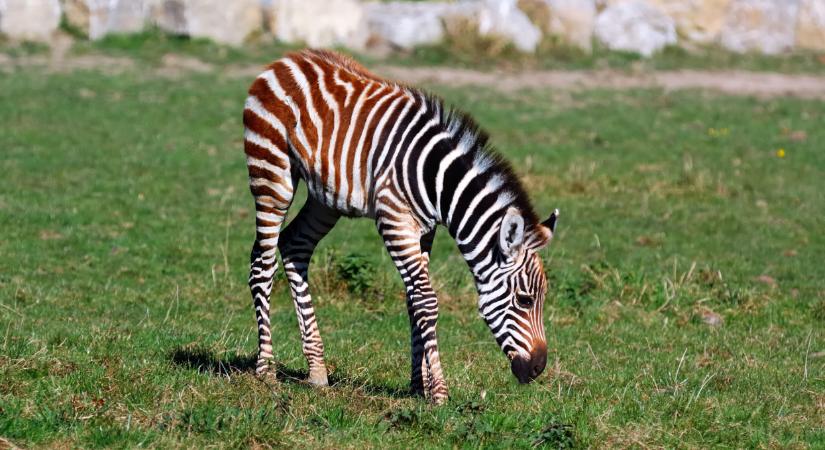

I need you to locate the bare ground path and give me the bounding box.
[377,66,825,99]
[3,49,825,99]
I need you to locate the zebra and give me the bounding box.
[243,49,559,404]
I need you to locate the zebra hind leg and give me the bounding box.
[278,197,340,386]
[247,160,295,377]
[249,196,291,377]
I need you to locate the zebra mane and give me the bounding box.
[298,49,384,81]
[435,97,542,230]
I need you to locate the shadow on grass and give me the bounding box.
[168,345,414,399]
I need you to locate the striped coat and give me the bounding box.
[243,50,558,404]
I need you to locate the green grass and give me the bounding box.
[1,62,824,448]
[55,27,825,74]
[382,38,825,74]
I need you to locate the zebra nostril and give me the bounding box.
[531,352,547,378]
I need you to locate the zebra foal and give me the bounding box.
[243,50,559,404]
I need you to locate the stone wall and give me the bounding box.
[0,0,823,58]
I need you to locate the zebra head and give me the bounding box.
[478,207,559,384]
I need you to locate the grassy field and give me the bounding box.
[1,54,824,448]
[54,28,825,74]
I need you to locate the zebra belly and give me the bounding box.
[298,168,374,219]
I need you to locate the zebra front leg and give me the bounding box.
[410,228,436,396]
[378,218,448,404]
[279,198,340,386]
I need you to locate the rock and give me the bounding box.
[595,1,677,56]
[476,0,543,52]
[0,0,61,42]
[150,0,186,35]
[647,0,732,44]
[267,0,368,50]
[151,0,262,46]
[544,0,597,51]
[364,0,543,53]
[363,2,451,50]
[754,274,777,286]
[700,310,724,327]
[796,0,825,51]
[720,0,800,54]
[63,0,148,40]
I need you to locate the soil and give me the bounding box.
[376,66,825,99]
[2,49,824,99]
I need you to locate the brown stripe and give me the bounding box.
[247,164,283,184]
[248,77,294,128]
[321,65,353,198]
[295,57,334,188]
[249,183,289,205]
[272,61,317,164]
[343,82,378,205]
[362,93,409,190]
[244,138,288,170]
[327,69,362,202]
[248,76,312,164]
[243,111,288,164]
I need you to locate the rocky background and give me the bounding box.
[0,0,823,57]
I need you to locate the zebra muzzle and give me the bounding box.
[510,344,547,384]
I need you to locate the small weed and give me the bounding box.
[382,407,422,430]
[452,418,496,444]
[812,299,825,321]
[455,400,485,415]
[532,421,576,449]
[335,252,377,294]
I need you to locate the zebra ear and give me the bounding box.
[543,209,559,234]
[527,209,559,251]
[499,206,525,258]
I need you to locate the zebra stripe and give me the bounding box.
[243,50,558,403]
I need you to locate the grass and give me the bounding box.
[1,54,824,448]
[382,36,825,74]
[52,27,825,74]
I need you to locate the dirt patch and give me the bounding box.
[2,50,825,99]
[0,53,135,75]
[376,66,825,99]
[156,53,215,78]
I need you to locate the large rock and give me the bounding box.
[0,0,61,42]
[595,1,677,56]
[63,0,147,40]
[796,0,825,51]
[543,0,597,51]
[647,0,732,44]
[364,0,542,53]
[267,0,368,50]
[476,0,543,52]
[152,0,262,46]
[720,0,800,54]
[364,2,452,49]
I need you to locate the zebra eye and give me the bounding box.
[516,293,534,308]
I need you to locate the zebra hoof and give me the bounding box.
[255,367,276,381]
[307,368,329,387]
[430,394,448,406]
[428,385,449,405]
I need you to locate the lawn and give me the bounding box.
[1,56,824,448]
[60,28,825,74]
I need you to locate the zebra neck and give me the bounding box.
[436,148,511,283]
